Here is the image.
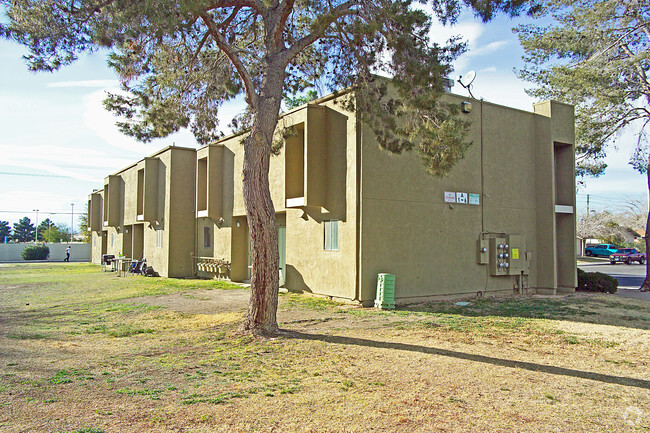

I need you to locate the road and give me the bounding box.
[578,259,650,300]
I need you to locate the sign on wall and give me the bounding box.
[444,191,481,205]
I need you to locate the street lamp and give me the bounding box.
[33,209,39,242]
[70,203,74,243]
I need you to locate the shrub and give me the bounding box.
[21,244,50,261]
[577,268,618,294]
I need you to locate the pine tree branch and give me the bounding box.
[619,43,650,102]
[219,6,243,30]
[207,0,266,14]
[200,12,259,108]
[282,0,358,62]
[183,31,211,69]
[575,23,647,67]
[273,0,295,49]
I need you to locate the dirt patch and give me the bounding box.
[122,289,251,315]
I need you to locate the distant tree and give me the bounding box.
[37,219,69,243]
[578,208,646,247]
[37,218,54,242]
[516,0,650,291]
[4,0,536,334]
[78,211,91,243]
[12,217,36,242]
[0,221,11,242]
[57,223,72,242]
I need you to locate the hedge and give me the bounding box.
[577,268,618,294]
[21,244,50,261]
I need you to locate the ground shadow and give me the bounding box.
[286,330,650,390]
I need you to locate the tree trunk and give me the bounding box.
[641,157,650,292]
[240,69,284,335]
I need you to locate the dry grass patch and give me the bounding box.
[0,263,648,432]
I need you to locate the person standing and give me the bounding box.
[64,246,70,262]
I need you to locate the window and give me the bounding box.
[136,168,144,216]
[156,228,163,248]
[111,233,115,248]
[204,226,211,248]
[197,157,208,212]
[324,220,339,251]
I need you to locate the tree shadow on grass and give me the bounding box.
[286,330,650,390]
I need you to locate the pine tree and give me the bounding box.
[12,217,36,243]
[0,221,11,242]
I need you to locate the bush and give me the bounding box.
[577,268,618,293]
[21,244,50,261]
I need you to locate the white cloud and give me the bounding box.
[470,40,508,56]
[81,88,197,155]
[0,140,140,183]
[48,80,120,88]
[428,20,485,47]
[479,66,497,73]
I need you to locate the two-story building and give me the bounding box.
[89,90,577,304]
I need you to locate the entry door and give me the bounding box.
[101,232,108,255]
[277,226,286,287]
[247,226,287,287]
[123,225,133,258]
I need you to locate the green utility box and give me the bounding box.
[374,273,395,309]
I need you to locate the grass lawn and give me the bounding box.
[0,263,648,432]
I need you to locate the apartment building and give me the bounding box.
[89,90,577,304]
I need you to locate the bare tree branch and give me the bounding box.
[200,11,259,108]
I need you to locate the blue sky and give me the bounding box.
[0,11,646,230]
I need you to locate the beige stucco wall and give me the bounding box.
[358,94,576,304]
[167,147,197,277]
[89,146,196,277]
[88,190,104,264]
[282,98,358,300]
[196,98,359,299]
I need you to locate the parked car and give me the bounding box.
[609,248,646,265]
[584,244,619,257]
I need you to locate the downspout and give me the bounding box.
[355,104,363,303]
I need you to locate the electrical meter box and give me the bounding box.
[506,234,528,275]
[488,237,509,276]
[477,239,489,264]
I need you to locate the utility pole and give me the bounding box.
[586,194,590,215]
[70,203,74,243]
[33,209,39,242]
